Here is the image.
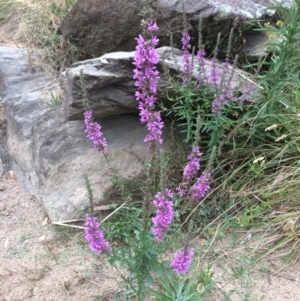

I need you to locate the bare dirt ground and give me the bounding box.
[0,174,300,301]
[0,175,121,301]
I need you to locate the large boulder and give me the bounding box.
[0,47,168,221]
[64,46,251,121]
[59,0,294,58]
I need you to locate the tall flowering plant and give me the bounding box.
[132,20,165,243]
[181,30,192,86]
[168,28,255,153]
[80,11,221,300]
[133,21,195,275]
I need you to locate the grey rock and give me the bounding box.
[59,0,144,58]
[0,145,10,176]
[64,51,138,121]
[244,31,269,62]
[64,46,251,121]
[0,158,3,178]
[0,47,168,221]
[0,48,53,176]
[30,110,156,221]
[59,0,294,58]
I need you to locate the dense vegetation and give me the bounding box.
[0,0,299,299]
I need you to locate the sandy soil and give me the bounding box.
[0,174,121,301]
[0,174,299,301]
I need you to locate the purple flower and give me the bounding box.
[196,49,254,114]
[183,159,200,181]
[196,49,208,88]
[84,111,107,153]
[211,61,235,115]
[145,111,164,144]
[209,58,220,89]
[181,31,192,86]
[85,215,111,255]
[211,96,223,116]
[177,146,210,201]
[148,20,159,32]
[240,84,255,105]
[152,189,174,242]
[133,20,163,146]
[183,145,202,181]
[176,185,186,197]
[191,173,210,200]
[171,247,194,274]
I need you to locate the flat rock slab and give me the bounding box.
[64,46,251,121]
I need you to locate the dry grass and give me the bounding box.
[226,162,300,259]
[0,0,83,75]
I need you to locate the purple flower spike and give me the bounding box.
[177,146,210,201]
[181,31,192,86]
[191,173,210,200]
[85,215,112,255]
[148,20,159,32]
[211,61,236,115]
[171,247,194,274]
[145,111,164,144]
[176,185,186,197]
[152,188,174,242]
[183,145,202,181]
[240,84,255,105]
[209,58,220,89]
[133,20,164,146]
[196,49,208,88]
[84,110,107,154]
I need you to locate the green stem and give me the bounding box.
[142,140,157,233]
[103,153,123,188]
